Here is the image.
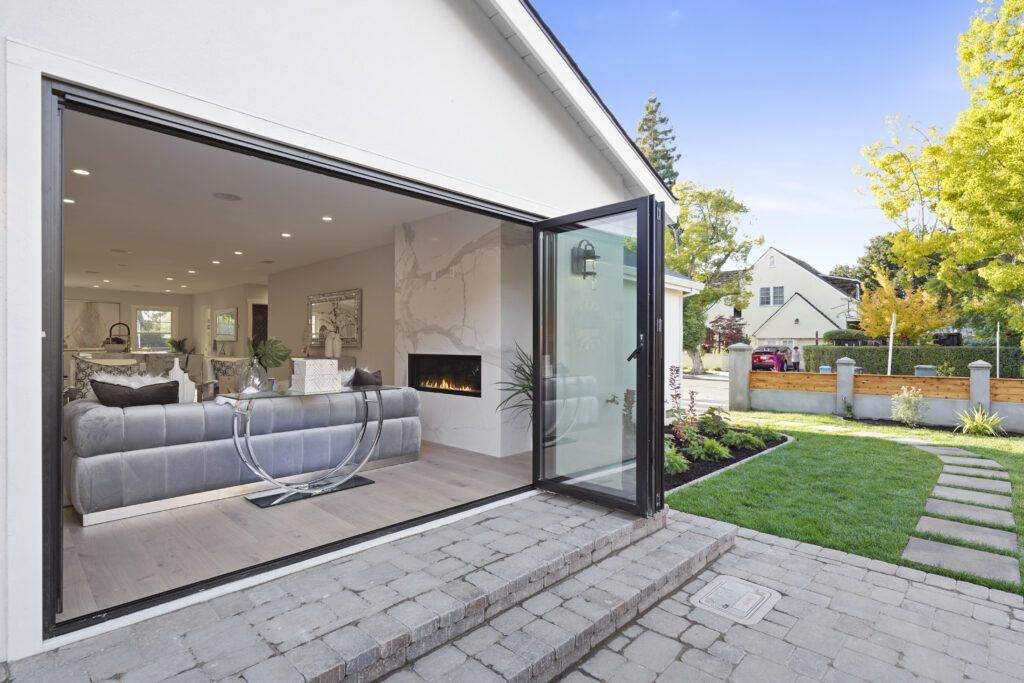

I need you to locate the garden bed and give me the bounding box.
[664,432,787,490]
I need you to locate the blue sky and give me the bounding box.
[531,0,976,272]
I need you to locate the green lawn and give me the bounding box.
[666,411,1024,592]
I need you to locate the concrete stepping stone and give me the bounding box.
[937,473,1012,494]
[937,455,1004,469]
[932,485,1012,510]
[894,438,934,446]
[915,516,1019,553]
[918,445,979,456]
[943,465,1010,480]
[925,499,1015,528]
[902,537,1020,584]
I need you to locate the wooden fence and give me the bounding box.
[991,378,1024,403]
[750,371,836,393]
[854,374,969,400]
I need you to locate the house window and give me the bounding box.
[768,255,776,267]
[772,286,785,306]
[733,307,742,318]
[759,287,771,306]
[133,306,177,350]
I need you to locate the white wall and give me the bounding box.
[64,287,194,347]
[268,244,396,384]
[0,0,658,660]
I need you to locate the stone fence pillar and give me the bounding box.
[969,360,991,412]
[836,357,855,416]
[728,343,752,411]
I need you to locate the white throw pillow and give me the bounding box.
[90,372,171,389]
[339,368,355,386]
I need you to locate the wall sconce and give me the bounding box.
[571,239,600,278]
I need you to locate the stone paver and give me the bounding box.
[943,464,1011,480]
[916,516,1019,552]
[922,445,985,456]
[938,473,1013,494]
[925,498,1016,528]
[568,531,1024,683]
[902,537,1020,584]
[937,455,1004,469]
[932,485,1013,510]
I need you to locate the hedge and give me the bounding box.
[802,345,1021,378]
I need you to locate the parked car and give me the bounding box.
[752,345,792,371]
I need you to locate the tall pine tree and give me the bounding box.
[635,95,680,187]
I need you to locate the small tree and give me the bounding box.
[682,300,707,373]
[707,315,746,351]
[858,267,952,344]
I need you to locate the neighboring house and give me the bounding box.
[707,247,861,350]
[1,0,679,662]
[665,268,704,397]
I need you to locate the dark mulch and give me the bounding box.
[664,434,787,490]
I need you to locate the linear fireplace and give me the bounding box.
[408,353,482,397]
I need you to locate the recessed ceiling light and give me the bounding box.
[72,169,91,176]
[92,284,99,288]
[234,251,244,255]
[213,192,242,201]
[165,289,171,293]
[180,285,187,288]
[187,269,196,274]
[102,279,111,283]
[63,198,75,204]
[165,277,174,281]
[211,260,221,264]
[281,233,291,238]
[321,216,333,222]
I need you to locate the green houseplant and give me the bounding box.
[496,342,533,424]
[248,338,291,370]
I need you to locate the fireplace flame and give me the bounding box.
[419,377,477,393]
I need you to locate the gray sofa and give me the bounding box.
[64,388,421,520]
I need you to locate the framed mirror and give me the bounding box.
[308,289,362,348]
[213,307,238,341]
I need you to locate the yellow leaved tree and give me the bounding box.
[858,267,953,344]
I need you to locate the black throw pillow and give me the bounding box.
[353,368,383,386]
[91,380,179,408]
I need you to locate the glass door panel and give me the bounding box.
[533,197,661,515]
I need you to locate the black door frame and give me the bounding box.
[531,196,664,516]
[40,78,664,638]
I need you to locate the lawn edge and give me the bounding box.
[664,434,796,497]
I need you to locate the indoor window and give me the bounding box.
[772,286,785,305]
[134,306,176,350]
[759,287,771,306]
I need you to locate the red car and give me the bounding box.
[752,345,792,371]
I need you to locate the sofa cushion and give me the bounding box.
[91,379,179,408]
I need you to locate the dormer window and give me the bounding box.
[768,255,776,267]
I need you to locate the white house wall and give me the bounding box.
[707,248,854,345]
[0,0,666,660]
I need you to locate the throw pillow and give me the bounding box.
[339,367,356,387]
[353,367,383,386]
[91,378,179,408]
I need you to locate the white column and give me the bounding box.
[836,357,855,416]
[969,360,992,412]
[728,343,752,411]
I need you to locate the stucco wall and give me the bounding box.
[750,388,835,414]
[853,394,971,429]
[992,402,1024,434]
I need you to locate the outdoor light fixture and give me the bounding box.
[571,239,600,278]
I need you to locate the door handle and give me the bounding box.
[626,333,645,362]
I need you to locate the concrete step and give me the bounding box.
[920,446,984,456]
[902,537,1020,584]
[925,498,1016,528]
[394,511,736,682]
[943,465,1010,481]
[915,516,1019,553]
[937,473,1012,494]
[932,485,1013,510]
[937,455,1004,469]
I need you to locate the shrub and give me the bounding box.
[956,406,1005,436]
[696,407,730,438]
[746,424,782,442]
[935,361,957,377]
[822,329,869,343]
[685,436,731,462]
[891,386,927,427]
[664,436,690,474]
[720,430,765,451]
[802,345,1021,377]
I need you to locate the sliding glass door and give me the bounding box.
[533,196,664,515]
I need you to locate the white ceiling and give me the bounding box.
[63,111,450,293]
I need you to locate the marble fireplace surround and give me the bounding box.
[394,210,532,458]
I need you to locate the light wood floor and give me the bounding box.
[58,443,532,622]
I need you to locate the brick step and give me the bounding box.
[9,493,673,682]
[394,511,736,682]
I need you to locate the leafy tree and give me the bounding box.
[858,267,952,344]
[860,0,1024,336]
[827,264,859,280]
[707,315,747,350]
[667,182,762,373]
[635,95,680,188]
[830,233,913,292]
[682,299,707,368]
